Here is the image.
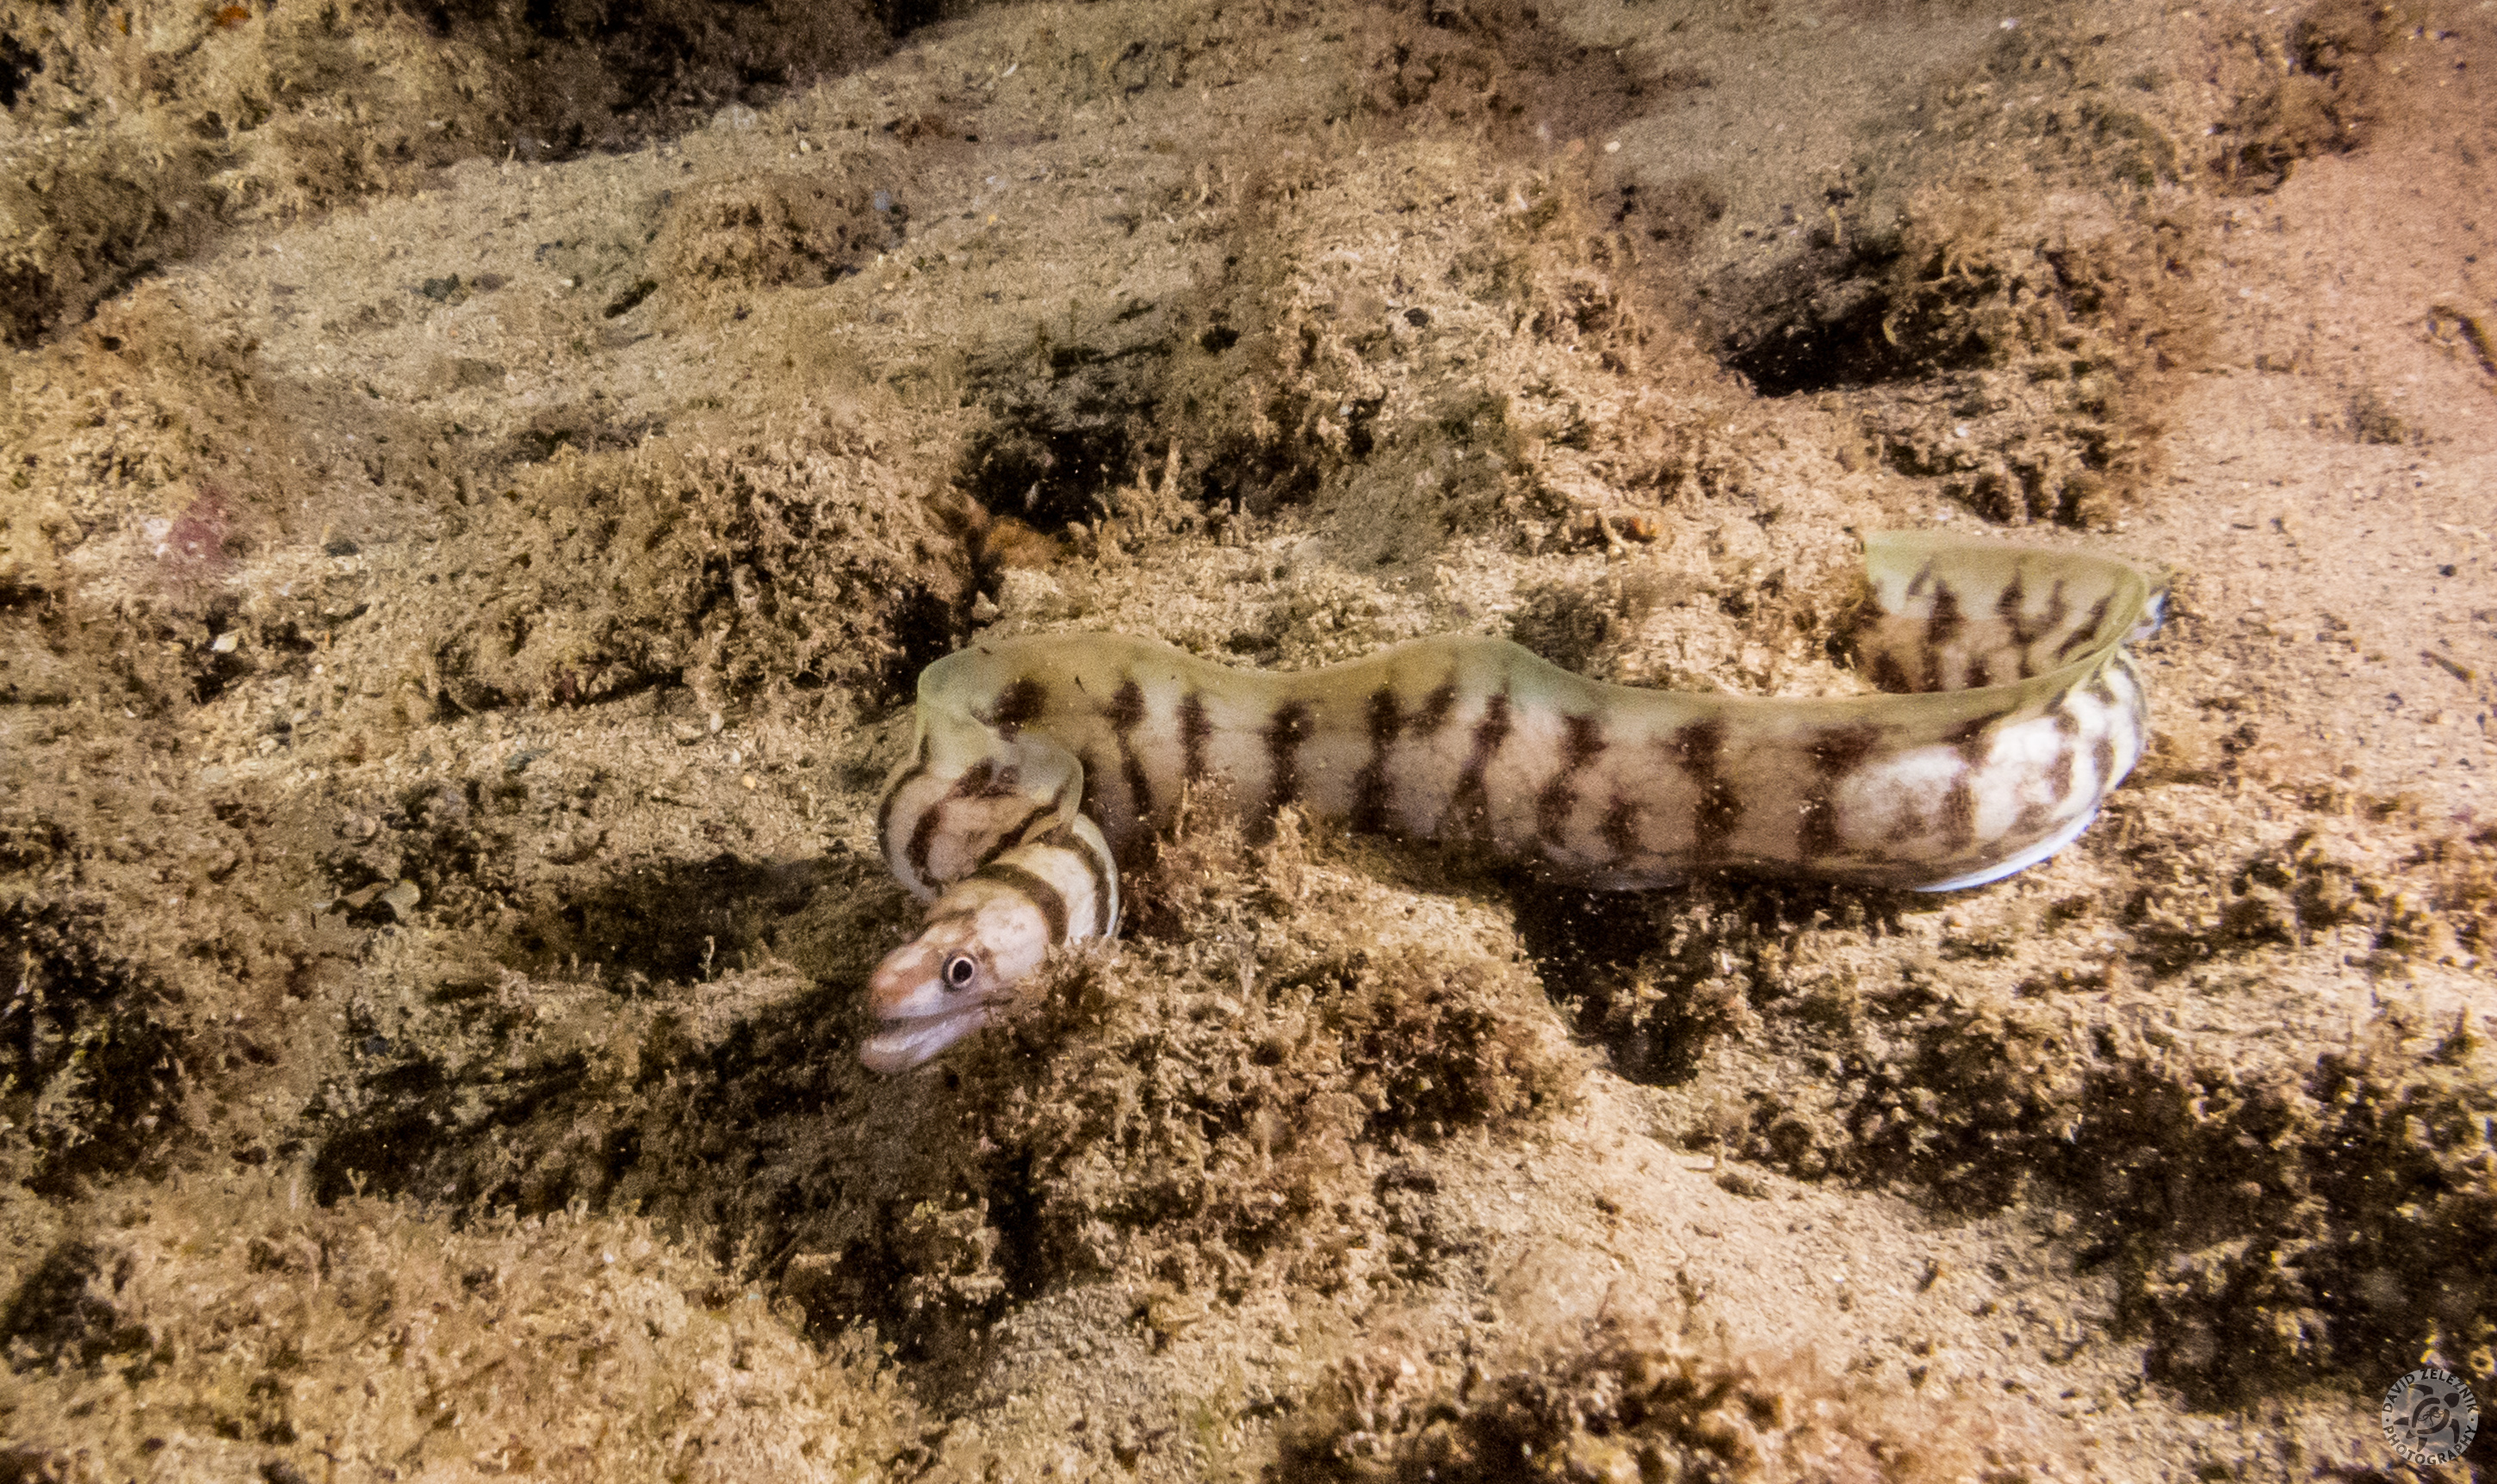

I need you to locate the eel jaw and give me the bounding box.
[858,1005,990,1074]
[859,935,996,1073]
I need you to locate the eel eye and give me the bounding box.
[942,953,978,991]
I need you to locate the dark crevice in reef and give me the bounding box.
[2,902,190,1196]
[1710,237,1999,399]
[500,852,837,981]
[959,322,1178,535]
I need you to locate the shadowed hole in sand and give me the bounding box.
[504,851,841,980]
[959,324,1179,535]
[1712,237,2001,399]
[1509,876,1911,1084]
[0,902,190,1196]
[0,1240,151,1373]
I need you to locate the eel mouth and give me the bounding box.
[858,1005,989,1073]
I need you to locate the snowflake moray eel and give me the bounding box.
[864,532,2167,1072]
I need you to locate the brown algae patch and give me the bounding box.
[1279,1309,2078,1483]
[424,402,970,714]
[0,1176,919,1481]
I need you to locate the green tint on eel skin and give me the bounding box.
[863,532,2169,1073]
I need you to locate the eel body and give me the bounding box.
[864,532,2166,1072]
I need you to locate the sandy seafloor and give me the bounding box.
[3,0,2496,1478]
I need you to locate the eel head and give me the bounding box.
[859,880,1052,1073]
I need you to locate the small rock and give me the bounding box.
[424,356,507,393]
[542,822,605,865]
[994,568,1071,621]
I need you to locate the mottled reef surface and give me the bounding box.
[3,0,2495,1478]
